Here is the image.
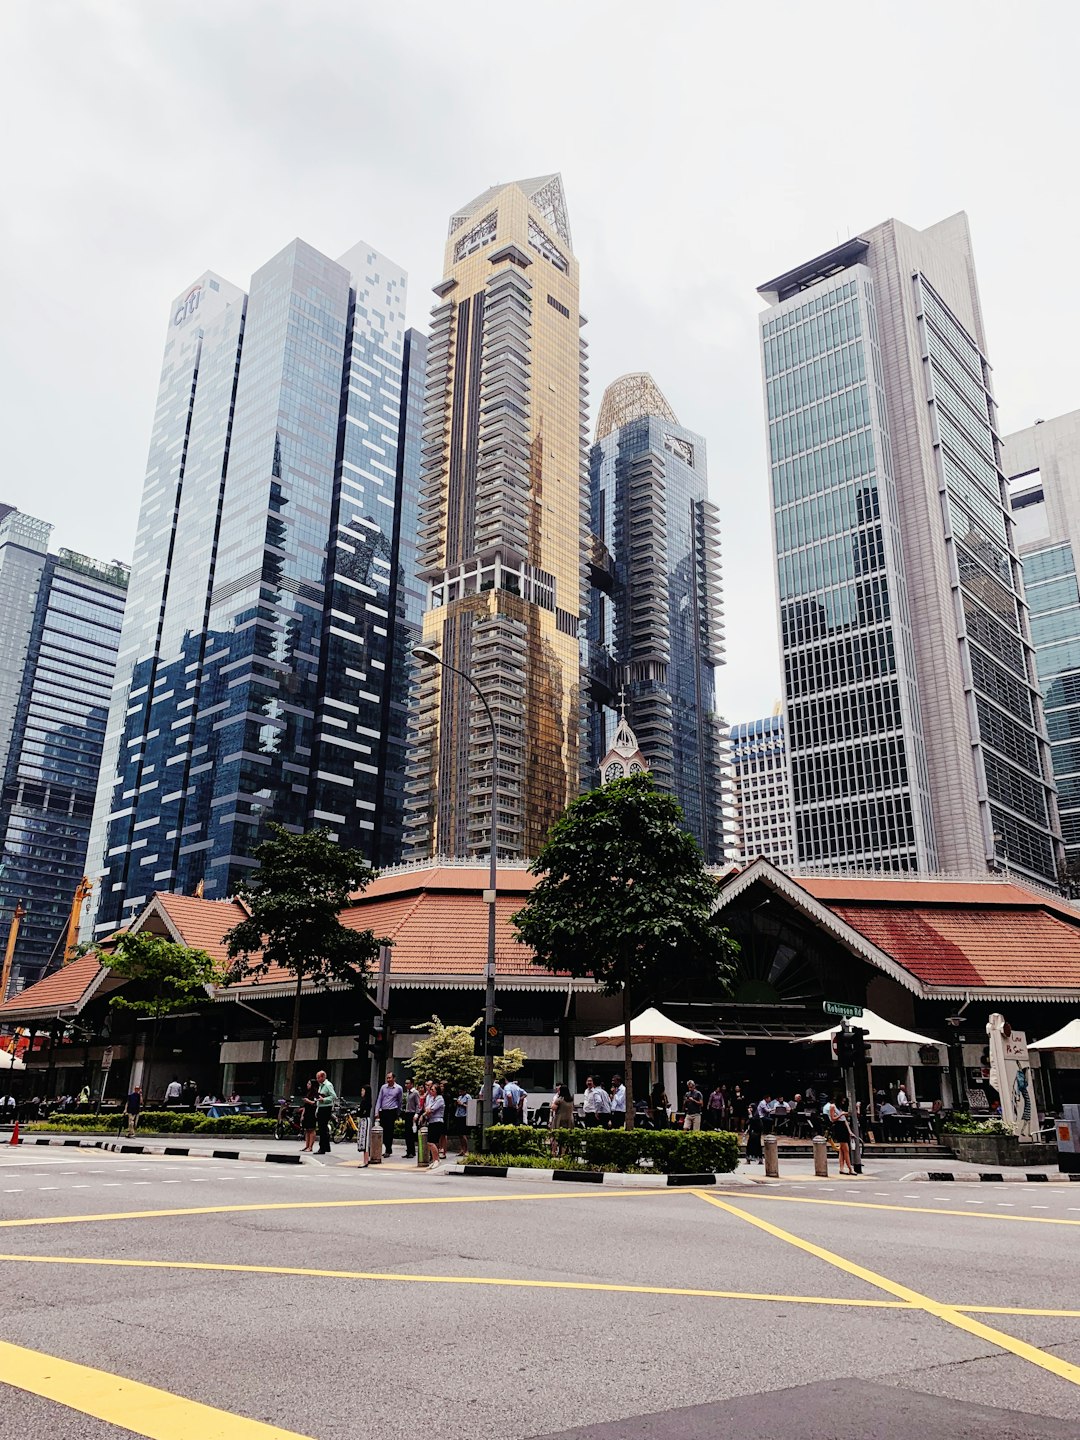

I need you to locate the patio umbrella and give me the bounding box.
[1029,1017,1080,1051]
[588,1007,719,1046]
[794,1007,937,1047]
[0,1048,26,1070]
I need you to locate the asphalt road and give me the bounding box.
[0,1146,1078,1438]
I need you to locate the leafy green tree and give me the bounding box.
[512,772,737,1128]
[407,1016,525,1099]
[99,930,226,1099]
[224,825,385,1100]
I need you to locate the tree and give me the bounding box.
[224,825,385,1100]
[99,930,226,1098]
[511,772,737,1129]
[407,1016,525,1098]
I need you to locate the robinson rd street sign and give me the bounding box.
[823,1001,863,1019]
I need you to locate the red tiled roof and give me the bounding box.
[155,893,250,964]
[0,951,104,1017]
[799,874,1080,923]
[825,903,1080,992]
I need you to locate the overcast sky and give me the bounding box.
[2,2,1078,722]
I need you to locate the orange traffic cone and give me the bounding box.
[9,1119,19,1145]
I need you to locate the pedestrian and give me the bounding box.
[77,1084,90,1107]
[357,1085,372,1119]
[745,1102,763,1164]
[610,1074,626,1125]
[502,1077,526,1126]
[705,1083,725,1131]
[183,1079,199,1109]
[582,1075,604,1127]
[123,1084,142,1138]
[453,1087,472,1158]
[683,1079,704,1131]
[422,1080,445,1168]
[491,1078,504,1124]
[828,1096,854,1175]
[594,1077,612,1128]
[315,1069,337,1154]
[649,1080,669,1127]
[549,1082,575,1154]
[403,1078,421,1158]
[299,1078,318,1153]
[374,1071,403,1157]
[163,1076,183,1107]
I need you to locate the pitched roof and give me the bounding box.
[153,893,249,963]
[0,951,107,1019]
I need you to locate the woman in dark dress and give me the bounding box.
[300,1078,318,1153]
[745,1102,763,1164]
[649,1081,669,1127]
[828,1095,854,1175]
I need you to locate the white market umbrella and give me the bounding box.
[0,1049,26,1070]
[1029,1018,1080,1051]
[795,1006,937,1047]
[588,1007,718,1047]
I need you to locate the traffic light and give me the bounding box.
[836,1026,871,1067]
[474,1024,505,1057]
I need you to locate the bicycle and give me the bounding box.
[274,1101,303,1142]
[331,1102,361,1144]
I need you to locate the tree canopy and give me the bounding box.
[100,930,224,1021]
[406,1016,525,1100]
[224,824,387,1097]
[511,772,736,1125]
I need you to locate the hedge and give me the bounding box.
[26,1112,278,1137]
[481,1126,738,1173]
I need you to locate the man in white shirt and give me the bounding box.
[897,1086,910,1108]
[610,1076,626,1122]
[582,1076,604,1127]
[502,1079,526,1125]
[595,1080,612,1128]
[163,1077,183,1107]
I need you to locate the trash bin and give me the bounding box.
[1056,1104,1080,1174]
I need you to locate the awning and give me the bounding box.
[794,1007,937,1047]
[1029,1017,1080,1051]
[589,1007,719,1047]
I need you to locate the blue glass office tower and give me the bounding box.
[0,509,128,991]
[587,374,726,862]
[87,239,418,937]
[759,215,1061,881]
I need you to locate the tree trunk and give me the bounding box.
[622,978,635,1131]
[284,973,303,1100]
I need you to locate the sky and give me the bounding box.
[2,1,1079,723]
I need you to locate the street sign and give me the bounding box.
[822,1001,863,1019]
[101,1046,113,1072]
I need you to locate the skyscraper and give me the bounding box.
[87,238,417,937]
[758,214,1061,882]
[1005,411,1080,870]
[0,508,128,990]
[728,712,795,869]
[405,175,588,860]
[586,374,726,862]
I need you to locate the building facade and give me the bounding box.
[405,175,588,860]
[587,373,726,861]
[0,508,128,991]
[758,215,1061,882]
[1005,411,1080,870]
[87,239,418,938]
[728,713,794,868]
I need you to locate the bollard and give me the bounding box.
[369,1122,383,1165]
[763,1134,779,1178]
[813,1135,829,1177]
[417,1125,428,1167]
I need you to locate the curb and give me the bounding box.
[901,1169,1079,1183]
[450,1164,745,1189]
[16,1135,302,1166]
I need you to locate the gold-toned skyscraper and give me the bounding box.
[405,176,588,858]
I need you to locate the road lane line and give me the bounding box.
[0,1336,313,1439]
[698,1192,1080,1389]
[711,1189,1080,1227]
[0,1252,909,1309]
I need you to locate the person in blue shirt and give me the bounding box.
[502,1079,526,1125]
[374,1072,403,1156]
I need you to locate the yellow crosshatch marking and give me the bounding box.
[698,1192,1080,1389]
[710,1186,1080,1226]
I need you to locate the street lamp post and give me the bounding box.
[413,645,498,1151]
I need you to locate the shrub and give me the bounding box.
[577,1127,738,1173]
[942,1118,1012,1136]
[481,1125,547,1156]
[27,1111,278,1137]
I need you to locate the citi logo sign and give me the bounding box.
[173,285,203,327]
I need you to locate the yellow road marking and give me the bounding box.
[0,1186,677,1230]
[0,1251,910,1309]
[699,1192,1080,1389]
[0,1337,313,1439]
[714,1187,1080,1227]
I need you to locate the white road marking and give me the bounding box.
[1030,1204,1048,1209]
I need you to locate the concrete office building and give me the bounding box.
[405,175,588,860]
[758,214,1061,882]
[0,508,128,990]
[728,712,794,869]
[87,238,420,937]
[586,373,726,861]
[1005,411,1080,869]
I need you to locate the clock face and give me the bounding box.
[628,762,643,775]
[604,761,625,782]
[665,434,694,466]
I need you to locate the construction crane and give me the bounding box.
[63,877,93,965]
[1,899,26,1004]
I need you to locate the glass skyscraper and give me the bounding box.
[1005,411,1080,871]
[728,713,794,869]
[0,508,128,991]
[587,373,726,862]
[759,215,1061,882]
[405,175,588,860]
[87,238,419,937]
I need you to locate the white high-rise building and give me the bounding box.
[758,214,1061,882]
[728,712,794,869]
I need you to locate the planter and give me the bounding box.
[946,1133,1057,1167]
